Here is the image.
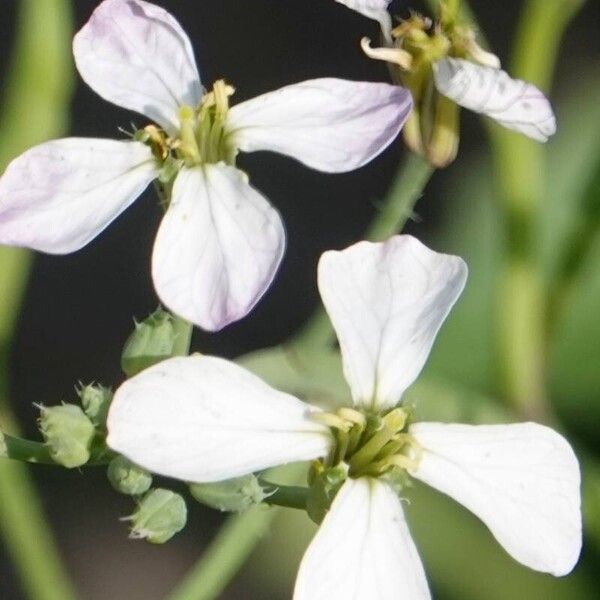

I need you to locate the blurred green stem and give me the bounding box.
[167,508,278,600]
[490,0,584,420]
[0,1,77,599]
[293,152,434,351]
[546,145,600,338]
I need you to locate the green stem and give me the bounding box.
[546,143,600,338]
[167,508,278,600]
[293,153,434,351]
[490,0,585,420]
[365,153,434,241]
[1,434,54,465]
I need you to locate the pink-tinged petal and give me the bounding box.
[107,355,332,482]
[433,58,556,142]
[318,236,467,410]
[152,164,285,331]
[294,477,431,600]
[410,422,582,576]
[227,78,411,173]
[0,138,157,254]
[334,0,393,43]
[73,0,203,134]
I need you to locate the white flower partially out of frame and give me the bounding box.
[333,0,557,142]
[0,0,412,331]
[107,235,582,598]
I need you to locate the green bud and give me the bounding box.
[107,456,152,496]
[38,404,95,468]
[189,474,270,512]
[306,463,348,524]
[121,308,178,377]
[78,383,112,427]
[128,489,187,544]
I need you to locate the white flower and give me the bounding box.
[334,0,556,142]
[107,235,582,598]
[0,0,413,331]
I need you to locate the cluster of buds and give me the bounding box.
[34,310,189,543]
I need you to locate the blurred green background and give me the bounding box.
[0,0,598,598]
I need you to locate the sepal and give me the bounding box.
[127,488,187,544]
[189,474,271,512]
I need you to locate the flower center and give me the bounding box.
[312,406,422,479]
[176,79,236,166]
[135,80,237,178]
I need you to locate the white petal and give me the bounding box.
[227,78,411,173]
[335,0,393,43]
[318,236,467,409]
[0,138,157,254]
[433,58,556,142]
[410,422,582,576]
[73,0,203,134]
[294,477,431,600]
[107,355,332,482]
[152,164,285,331]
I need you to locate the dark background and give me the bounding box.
[0,1,598,598]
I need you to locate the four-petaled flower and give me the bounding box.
[107,235,581,599]
[0,0,412,331]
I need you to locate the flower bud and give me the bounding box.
[306,463,348,524]
[121,308,178,377]
[107,455,152,496]
[78,383,112,427]
[189,474,270,512]
[128,489,187,544]
[38,404,95,468]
